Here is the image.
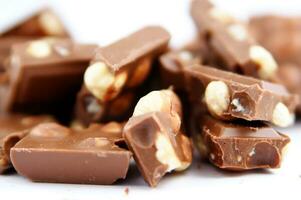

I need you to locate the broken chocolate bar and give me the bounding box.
[74,85,136,126]
[84,26,170,102]
[11,122,131,184]
[185,65,299,127]
[0,114,53,173]
[249,15,301,66]
[1,8,69,37]
[0,38,97,114]
[194,115,290,170]
[123,90,192,187]
[190,0,278,80]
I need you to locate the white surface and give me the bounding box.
[1,0,301,199]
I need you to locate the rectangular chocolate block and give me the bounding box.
[250,15,301,65]
[185,65,299,127]
[190,0,279,80]
[123,90,192,187]
[0,114,53,173]
[74,85,136,126]
[84,26,170,102]
[11,122,131,184]
[0,38,97,114]
[194,115,290,170]
[1,8,69,37]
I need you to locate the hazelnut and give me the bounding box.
[249,45,278,79]
[30,123,70,138]
[84,62,127,101]
[231,98,245,113]
[39,10,65,36]
[272,102,295,127]
[155,132,188,172]
[204,81,230,117]
[227,24,248,41]
[26,40,52,58]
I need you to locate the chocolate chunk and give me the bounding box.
[194,115,290,170]
[0,38,97,114]
[11,122,131,184]
[74,86,136,126]
[190,0,278,80]
[159,40,206,91]
[84,26,170,102]
[185,65,299,127]
[123,90,192,187]
[1,8,69,37]
[0,114,53,173]
[249,15,301,65]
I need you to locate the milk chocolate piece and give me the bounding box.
[123,90,192,187]
[190,0,278,80]
[74,86,136,126]
[1,8,69,37]
[185,65,298,127]
[0,114,53,173]
[84,26,170,102]
[11,122,131,184]
[0,38,97,114]
[159,41,205,91]
[195,115,290,170]
[250,15,301,65]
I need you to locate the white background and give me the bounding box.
[1,0,301,199]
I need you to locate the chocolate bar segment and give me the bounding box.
[0,114,53,173]
[194,115,290,170]
[190,0,278,80]
[123,90,192,187]
[11,122,131,184]
[0,38,97,114]
[1,8,69,37]
[249,15,301,65]
[84,26,170,102]
[185,65,298,127]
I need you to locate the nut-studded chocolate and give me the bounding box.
[194,115,290,170]
[123,90,192,187]
[190,0,278,80]
[11,122,131,184]
[185,65,299,127]
[84,26,170,102]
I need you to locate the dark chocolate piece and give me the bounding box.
[1,8,69,37]
[11,122,131,184]
[74,86,136,126]
[250,15,301,65]
[190,0,278,80]
[0,114,53,173]
[0,38,97,114]
[194,115,290,170]
[123,90,192,187]
[185,65,298,127]
[84,26,170,102]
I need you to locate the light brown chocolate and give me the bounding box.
[185,65,299,127]
[11,122,131,184]
[190,0,278,80]
[0,114,54,173]
[84,26,170,102]
[194,115,290,170]
[123,90,192,187]
[0,38,97,115]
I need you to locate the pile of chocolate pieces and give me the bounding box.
[0,0,299,187]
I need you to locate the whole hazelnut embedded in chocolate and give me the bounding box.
[26,40,52,58]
